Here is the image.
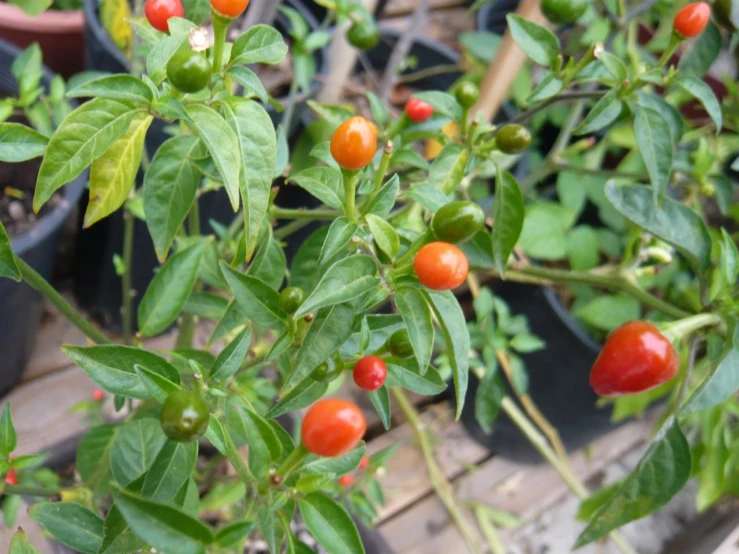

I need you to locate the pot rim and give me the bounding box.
[0,39,87,257]
[0,3,84,33]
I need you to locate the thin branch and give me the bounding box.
[377,0,430,103]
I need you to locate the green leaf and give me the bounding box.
[460,31,502,63]
[222,98,276,259]
[141,440,198,502]
[475,368,505,433]
[574,420,690,548]
[258,507,281,553]
[144,135,203,261]
[29,502,104,554]
[185,103,242,211]
[0,403,17,458]
[110,418,168,486]
[674,75,722,131]
[284,303,357,393]
[230,25,288,65]
[215,520,256,548]
[720,228,739,286]
[365,214,400,258]
[146,20,195,81]
[129,17,165,45]
[0,222,20,281]
[575,294,640,332]
[98,506,143,554]
[683,327,739,414]
[492,170,524,275]
[299,493,365,554]
[0,123,48,162]
[599,51,628,81]
[66,75,153,105]
[364,174,399,218]
[528,73,563,102]
[182,0,210,23]
[411,91,462,120]
[76,424,116,492]
[205,415,228,455]
[301,443,365,475]
[634,107,673,204]
[506,14,560,66]
[10,0,51,17]
[9,530,40,554]
[247,232,286,290]
[85,113,152,227]
[424,290,469,419]
[289,167,344,209]
[636,92,683,144]
[385,359,447,395]
[183,292,228,319]
[369,386,391,430]
[605,182,711,274]
[574,89,623,135]
[294,255,379,318]
[134,364,181,402]
[34,99,139,211]
[319,217,357,265]
[366,91,388,127]
[567,225,599,270]
[211,327,252,381]
[209,299,248,345]
[679,21,721,78]
[138,241,206,336]
[226,66,269,102]
[430,144,470,193]
[112,484,215,554]
[395,286,434,374]
[61,345,180,399]
[220,263,287,329]
[228,403,282,467]
[266,380,328,418]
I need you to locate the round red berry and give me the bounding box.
[5,468,17,486]
[353,356,387,391]
[359,456,370,470]
[406,98,434,123]
[674,2,711,37]
[92,389,105,402]
[144,0,184,33]
[338,474,354,487]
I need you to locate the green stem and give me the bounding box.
[393,228,433,270]
[555,163,646,180]
[275,442,309,479]
[16,258,111,345]
[270,207,341,220]
[362,142,394,211]
[281,78,300,137]
[342,169,358,223]
[662,313,722,341]
[503,265,692,319]
[509,91,604,126]
[224,422,255,485]
[121,210,135,345]
[175,202,201,349]
[550,98,586,158]
[393,388,482,554]
[212,13,229,72]
[3,484,60,496]
[658,31,683,67]
[274,219,312,240]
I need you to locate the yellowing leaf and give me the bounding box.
[85,114,152,227]
[101,0,133,57]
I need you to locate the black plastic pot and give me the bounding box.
[0,40,87,398]
[476,0,521,33]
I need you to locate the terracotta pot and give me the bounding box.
[0,3,84,78]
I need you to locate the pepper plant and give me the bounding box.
[0,0,737,552]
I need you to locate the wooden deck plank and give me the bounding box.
[377,415,656,553]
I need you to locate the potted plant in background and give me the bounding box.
[0,0,85,78]
[0,0,737,553]
[0,40,85,397]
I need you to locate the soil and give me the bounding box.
[0,157,62,239]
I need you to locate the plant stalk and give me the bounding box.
[3,484,60,497]
[271,207,341,220]
[342,169,359,223]
[16,258,111,345]
[175,202,202,349]
[121,210,136,345]
[393,387,482,554]
[224,421,256,485]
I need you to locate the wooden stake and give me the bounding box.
[473,0,548,122]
